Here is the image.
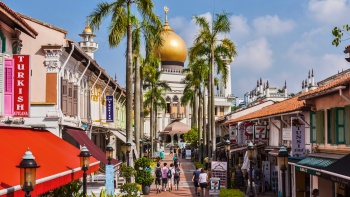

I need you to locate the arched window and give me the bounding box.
[173,95,178,103]
[166,96,171,102]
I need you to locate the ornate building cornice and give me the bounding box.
[41,45,63,73]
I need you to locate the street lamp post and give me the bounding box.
[247,142,255,197]
[78,146,91,197]
[106,143,114,165]
[278,146,288,197]
[126,141,132,166]
[225,139,231,189]
[200,138,204,164]
[17,148,40,197]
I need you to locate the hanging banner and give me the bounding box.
[254,125,267,144]
[238,122,246,145]
[105,165,114,196]
[244,122,254,137]
[106,95,114,122]
[292,121,305,158]
[229,123,237,143]
[13,55,30,117]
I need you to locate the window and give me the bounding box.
[345,105,350,145]
[310,112,316,143]
[327,108,345,145]
[315,110,325,144]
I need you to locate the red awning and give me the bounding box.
[66,128,119,165]
[0,126,100,197]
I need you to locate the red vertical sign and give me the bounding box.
[13,55,30,117]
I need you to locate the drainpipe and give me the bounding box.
[58,43,74,122]
[100,78,111,124]
[76,59,91,128]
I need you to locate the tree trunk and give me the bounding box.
[140,79,144,157]
[210,44,216,160]
[126,2,133,166]
[155,103,158,151]
[193,91,198,128]
[134,57,141,156]
[207,75,212,158]
[150,101,154,158]
[203,85,207,158]
[198,88,203,163]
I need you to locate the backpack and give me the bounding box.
[155,167,162,178]
[255,169,261,180]
[174,168,180,178]
[167,168,172,178]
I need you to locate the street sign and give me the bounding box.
[106,165,114,195]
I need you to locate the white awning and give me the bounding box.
[110,129,126,143]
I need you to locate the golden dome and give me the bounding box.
[83,25,92,34]
[153,7,187,64]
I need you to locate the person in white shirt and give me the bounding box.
[198,169,208,197]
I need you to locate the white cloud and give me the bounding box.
[230,15,250,35]
[308,0,350,25]
[253,15,295,35]
[234,37,274,71]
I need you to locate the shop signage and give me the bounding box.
[282,128,292,141]
[13,55,30,117]
[209,178,221,195]
[106,95,114,122]
[229,123,237,143]
[186,150,191,160]
[244,122,254,137]
[295,166,321,176]
[329,175,350,185]
[254,125,267,139]
[211,161,227,171]
[292,124,305,157]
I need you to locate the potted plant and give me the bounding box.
[134,157,154,195]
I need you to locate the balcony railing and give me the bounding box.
[170,113,184,120]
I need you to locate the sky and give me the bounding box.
[3,0,350,98]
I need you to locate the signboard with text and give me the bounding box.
[292,124,305,157]
[185,150,191,160]
[209,178,221,195]
[229,124,237,143]
[282,128,292,141]
[238,123,246,145]
[106,95,114,122]
[13,55,30,117]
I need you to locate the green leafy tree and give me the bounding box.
[89,0,162,159]
[189,12,237,158]
[120,183,140,197]
[143,58,171,156]
[184,126,199,147]
[332,25,350,46]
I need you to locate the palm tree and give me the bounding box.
[143,57,171,157]
[182,58,208,163]
[88,0,161,165]
[131,16,163,156]
[189,12,237,159]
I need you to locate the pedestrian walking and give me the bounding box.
[168,163,175,191]
[199,169,208,197]
[154,163,162,193]
[170,147,173,156]
[177,147,181,157]
[161,163,169,191]
[174,164,181,191]
[254,165,262,194]
[312,189,319,197]
[173,155,178,166]
[192,167,201,196]
[182,148,186,159]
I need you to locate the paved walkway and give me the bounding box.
[147,150,198,196]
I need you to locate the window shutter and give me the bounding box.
[345,105,350,145]
[328,108,336,144]
[73,85,78,116]
[316,110,325,144]
[336,107,345,144]
[61,79,68,115]
[310,112,316,143]
[67,82,73,116]
[4,58,14,116]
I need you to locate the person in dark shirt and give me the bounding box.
[192,167,201,196]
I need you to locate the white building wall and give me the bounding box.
[269,119,281,146]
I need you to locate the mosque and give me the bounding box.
[143,7,235,147]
